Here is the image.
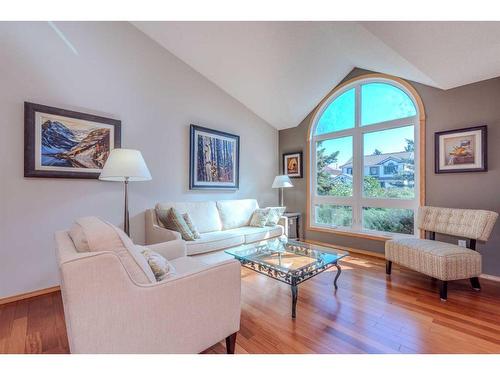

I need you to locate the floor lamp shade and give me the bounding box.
[272,175,293,207]
[99,149,152,182]
[99,149,152,235]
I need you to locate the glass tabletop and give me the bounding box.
[224,237,348,275]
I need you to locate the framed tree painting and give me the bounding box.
[435,125,487,173]
[24,102,121,179]
[189,124,240,189]
[283,151,303,178]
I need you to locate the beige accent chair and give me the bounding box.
[145,199,288,255]
[385,206,498,301]
[56,217,241,353]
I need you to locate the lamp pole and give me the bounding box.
[124,177,130,236]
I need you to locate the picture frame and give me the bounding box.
[435,125,487,174]
[189,124,240,190]
[283,151,303,178]
[24,102,121,179]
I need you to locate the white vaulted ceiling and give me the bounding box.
[133,21,500,130]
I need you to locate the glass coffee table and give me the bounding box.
[225,238,348,318]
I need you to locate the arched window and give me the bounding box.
[308,74,425,238]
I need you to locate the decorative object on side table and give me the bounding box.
[225,238,347,318]
[435,125,487,173]
[284,212,301,240]
[189,124,240,190]
[24,102,121,179]
[283,151,303,178]
[272,175,293,207]
[99,149,152,235]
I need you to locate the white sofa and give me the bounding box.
[145,199,288,255]
[55,217,241,354]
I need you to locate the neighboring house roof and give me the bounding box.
[323,165,342,175]
[341,151,413,168]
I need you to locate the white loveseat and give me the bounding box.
[55,217,241,354]
[145,199,288,255]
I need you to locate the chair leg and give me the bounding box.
[470,277,481,291]
[386,260,392,275]
[225,332,237,354]
[440,281,448,301]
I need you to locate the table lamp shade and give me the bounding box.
[272,175,293,188]
[99,149,151,182]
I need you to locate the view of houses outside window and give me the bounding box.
[311,80,419,235]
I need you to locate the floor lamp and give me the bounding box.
[99,149,152,236]
[272,175,293,208]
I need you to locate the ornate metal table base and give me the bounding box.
[226,239,347,319]
[289,263,342,318]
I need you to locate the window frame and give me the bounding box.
[306,74,425,240]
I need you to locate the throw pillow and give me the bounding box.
[250,208,270,227]
[141,247,175,281]
[266,207,286,226]
[68,223,90,252]
[157,207,195,241]
[183,213,201,239]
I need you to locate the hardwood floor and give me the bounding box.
[2,254,500,354]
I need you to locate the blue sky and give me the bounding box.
[315,82,416,166]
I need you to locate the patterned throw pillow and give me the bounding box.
[266,207,286,226]
[250,208,270,227]
[156,207,195,241]
[183,213,201,239]
[141,248,175,281]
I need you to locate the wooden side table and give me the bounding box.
[284,212,301,240]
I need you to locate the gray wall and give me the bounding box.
[0,22,278,299]
[279,68,500,276]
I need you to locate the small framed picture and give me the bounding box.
[24,102,121,179]
[283,151,303,178]
[189,124,240,190]
[435,125,487,174]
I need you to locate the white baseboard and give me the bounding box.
[480,273,500,282]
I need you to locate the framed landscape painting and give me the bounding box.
[435,125,487,173]
[283,151,303,178]
[189,124,240,190]
[24,102,121,178]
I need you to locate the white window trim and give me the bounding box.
[308,76,423,239]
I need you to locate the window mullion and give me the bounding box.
[352,84,362,230]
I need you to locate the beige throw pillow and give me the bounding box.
[183,213,201,239]
[250,208,270,227]
[266,207,286,226]
[157,207,195,241]
[141,248,175,281]
[68,223,90,252]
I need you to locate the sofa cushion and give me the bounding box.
[156,201,222,233]
[185,231,245,256]
[385,238,481,281]
[168,256,211,276]
[192,250,235,266]
[217,199,259,230]
[226,225,284,244]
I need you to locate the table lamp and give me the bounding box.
[99,149,152,236]
[272,175,293,208]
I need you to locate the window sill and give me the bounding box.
[307,225,399,241]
